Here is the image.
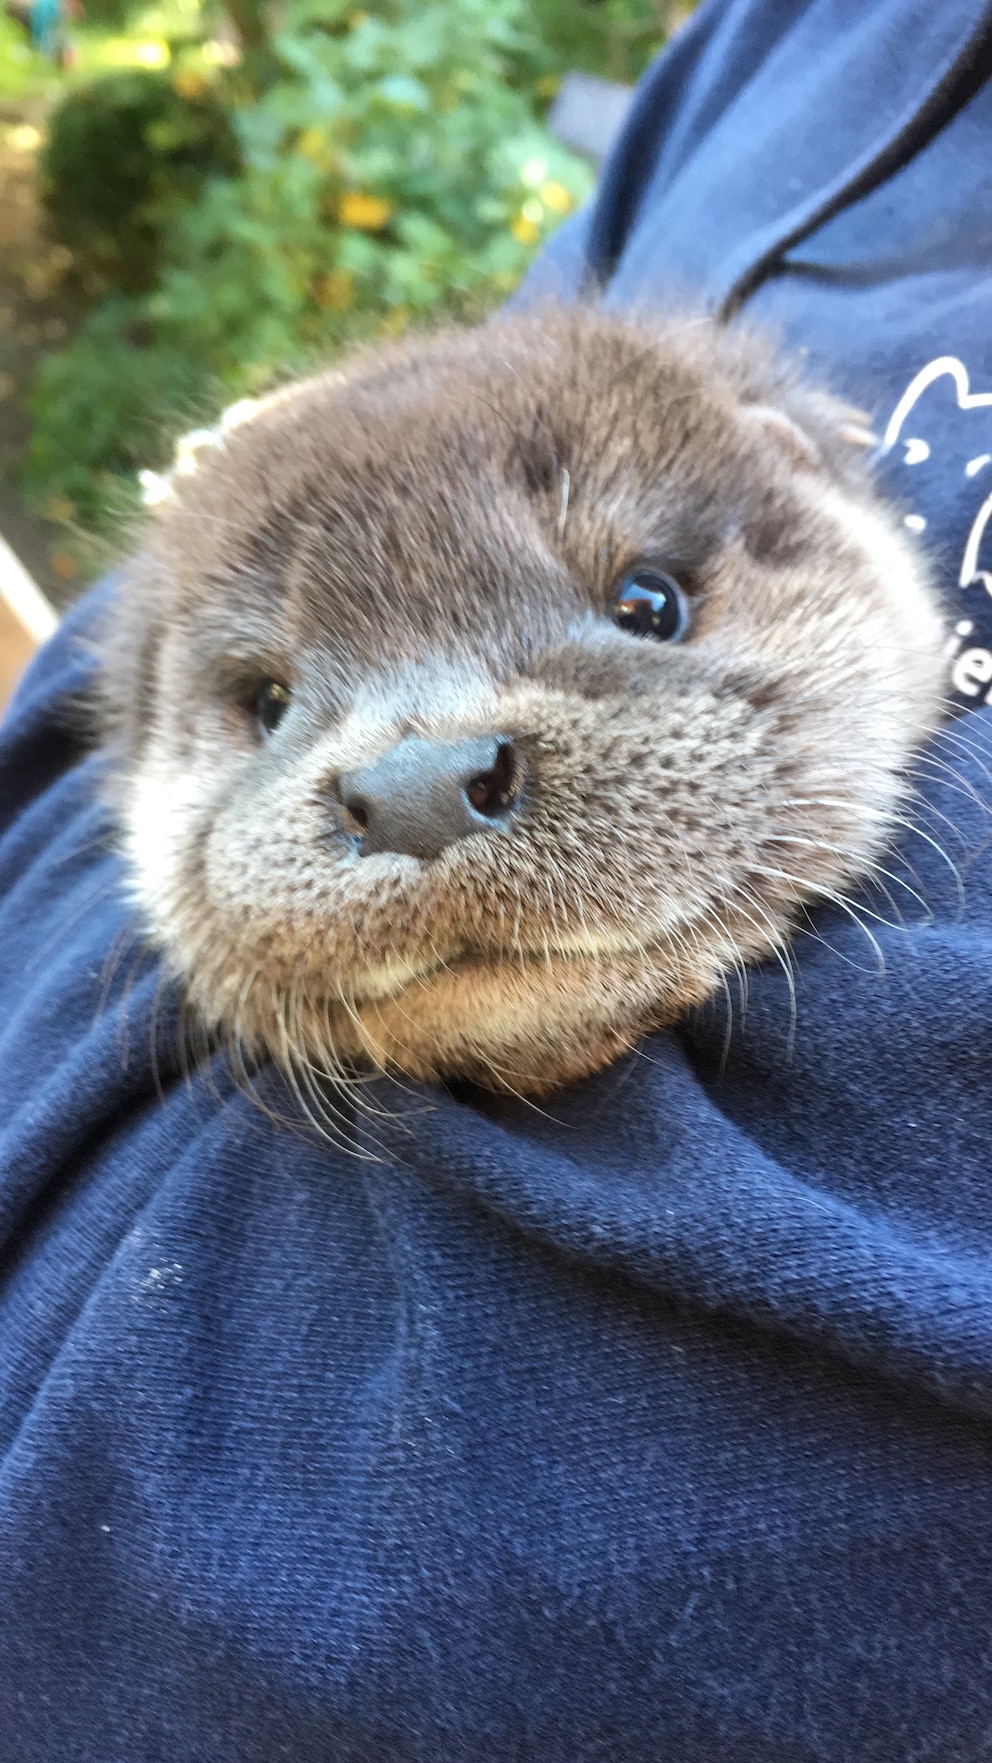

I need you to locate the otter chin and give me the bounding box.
[98,306,945,1096]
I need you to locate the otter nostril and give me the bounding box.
[336,735,521,860]
[465,740,518,819]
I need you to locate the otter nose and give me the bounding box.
[337,735,520,860]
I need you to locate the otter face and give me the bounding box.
[100,309,945,1094]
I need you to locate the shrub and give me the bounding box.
[39,67,241,292]
[26,298,209,527]
[27,0,607,532]
[146,0,593,381]
[527,0,664,85]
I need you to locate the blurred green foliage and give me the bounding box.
[25,299,207,526]
[41,68,241,290]
[24,0,666,534]
[528,0,663,84]
[73,0,145,31]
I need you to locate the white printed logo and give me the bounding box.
[882,355,992,700]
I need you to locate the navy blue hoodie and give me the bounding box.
[3,3,992,1758]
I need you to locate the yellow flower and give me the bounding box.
[511,213,540,246]
[314,269,354,311]
[44,493,75,523]
[298,127,331,168]
[535,74,559,99]
[339,192,393,231]
[173,68,208,100]
[540,181,573,216]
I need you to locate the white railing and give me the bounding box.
[0,529,57,645]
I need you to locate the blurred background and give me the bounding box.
[0,0,692,622]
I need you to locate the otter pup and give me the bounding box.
[98,307,944,1096]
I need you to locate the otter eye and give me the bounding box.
[255,679,292,734]
[612,570,689,642]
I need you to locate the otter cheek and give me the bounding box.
[122,747,221,939]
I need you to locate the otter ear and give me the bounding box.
[741,398,878,471]
[740,404,823,471]
[805,390,878,451]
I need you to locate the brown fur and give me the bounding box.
[97,307,946,1095]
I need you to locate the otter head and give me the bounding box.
[100,308,945,1095]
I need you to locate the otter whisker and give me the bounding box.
[762,834,934,927]
[716,880,799,1055]
[753,866,889,975]
[557,469,571,544]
